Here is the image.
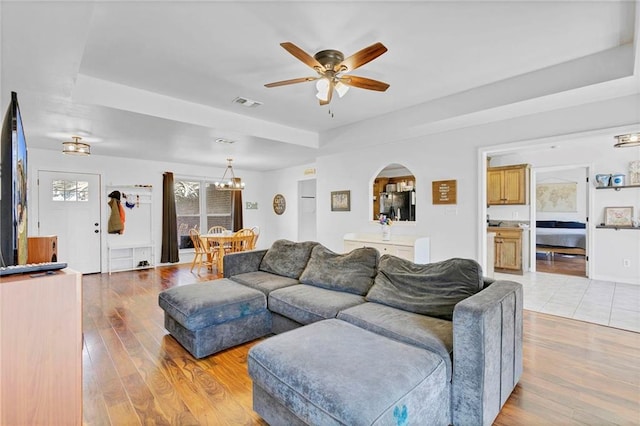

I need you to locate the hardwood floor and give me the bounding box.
[536,252,587,277]
[82,265,640,425]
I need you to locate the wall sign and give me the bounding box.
[272,194,286,215]
[432,180,457,205]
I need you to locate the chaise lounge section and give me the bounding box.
[159,239,523,425]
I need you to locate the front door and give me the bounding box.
[37,171,101,273]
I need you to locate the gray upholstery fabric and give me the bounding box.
[268,285,365,325]
[366,256,484,320]
[337,302,453,379]
[164,309,271,359]
[230,271,299,295]
[223,249,267,278]
[158,279,266,330]
[253,384,309,426]
[259,239,318,279]
[452,279,523,426]
[299,245,379,295]
[248,319,450,426]
[271,312,303,334]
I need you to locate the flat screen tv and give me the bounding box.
[0,91,28,266]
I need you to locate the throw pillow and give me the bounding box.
[259,239,318,279]
[299,245,379,295]
[366,256,484,320]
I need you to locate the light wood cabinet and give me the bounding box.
[487,164,528,205]
[0,269,82,424]
[489,227,523,274]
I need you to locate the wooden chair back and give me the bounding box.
[189,228,206,253]
[250,226,260,249]
[207,226,227,234]
[229,229,255,253]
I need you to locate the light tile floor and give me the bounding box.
[494,271,640,333]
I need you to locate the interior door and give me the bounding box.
[298,179,316,242]
[37,171,101,273]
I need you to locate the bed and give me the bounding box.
[536,220,586,256]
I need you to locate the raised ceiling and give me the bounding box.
[1,1,638,170]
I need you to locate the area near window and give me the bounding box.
[175,179,233,250]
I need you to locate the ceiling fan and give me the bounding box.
[265,42,390,106]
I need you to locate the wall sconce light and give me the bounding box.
[614,133,640,148]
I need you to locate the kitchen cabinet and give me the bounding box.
[344,233,430,264]
[487,164,528,205]
[488,227,524,274]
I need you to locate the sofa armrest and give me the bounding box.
[223,249,267,278]
[451,280,523,426]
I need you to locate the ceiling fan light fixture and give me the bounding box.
[315,78,330,101]
[62,136,91,156]
[614,132,640,147]
[335,81,349,98]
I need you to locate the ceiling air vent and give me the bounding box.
[232,97,263,108]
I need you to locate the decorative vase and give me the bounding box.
[381,224,391,241]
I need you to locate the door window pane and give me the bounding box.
[52,180,89,202]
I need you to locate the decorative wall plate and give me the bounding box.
[273,194,286,215]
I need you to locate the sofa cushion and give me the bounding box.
[158,279,267,330]
[269,285,365,325]
[298,245,379,295]
[248,319,450,426]
[230,271,299,295]
[337,302,453,379]
[259,239,317,279]
[366,256,484,321]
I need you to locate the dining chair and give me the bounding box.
[230,228,255,253]
[189,228,214,274]
[207,226,227,234]
[250,226,260,249]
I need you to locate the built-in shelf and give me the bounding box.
[596,225,640,231]
[595,184,640,191]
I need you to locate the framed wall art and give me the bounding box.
[604,206,633,226]
[331,190,350,212]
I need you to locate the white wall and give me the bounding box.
[275,94,640,283]
[25,93,640,284]
[27,148,270,271]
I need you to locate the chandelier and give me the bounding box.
[214,158,245,191]
[62,136,91,155]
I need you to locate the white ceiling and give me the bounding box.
[1,1,638,171]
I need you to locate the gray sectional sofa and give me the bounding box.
[159,239,523,425]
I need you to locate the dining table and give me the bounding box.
[199,232,235,274]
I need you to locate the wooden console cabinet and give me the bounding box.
[487,164,528,205]
[0,269,82,424]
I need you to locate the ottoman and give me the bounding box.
[248,319,450,426]
[158,278,272,358]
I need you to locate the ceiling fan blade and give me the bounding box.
[339,75,390,92]
[264,76,318,88]
[336,42,387,72]
[280,42,325,72]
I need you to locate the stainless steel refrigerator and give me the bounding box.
[379,191,415,221]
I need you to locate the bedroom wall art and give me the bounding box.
[536,182,578,212]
